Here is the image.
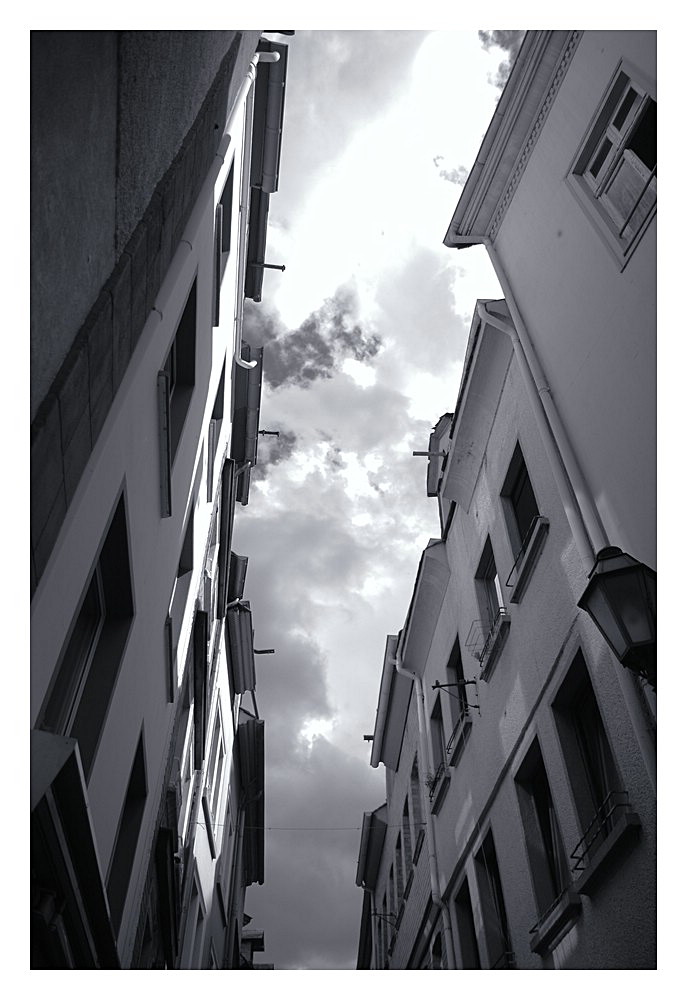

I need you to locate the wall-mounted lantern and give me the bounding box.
[577,546,656,688]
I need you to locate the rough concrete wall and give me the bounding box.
[30,30,261,422]
[31,31,119,423]
[115,31,259,253]
[31,31,261,597]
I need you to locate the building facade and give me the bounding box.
[356,29,656,971]
[30,31,290,969]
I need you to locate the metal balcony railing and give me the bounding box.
[570,789,631,872]
[445,703,471,759]
[490,949,516,970]
[466,609,511,677]
[427,761,448,802]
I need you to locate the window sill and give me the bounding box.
[201,794,217,860]
[480,612,511,681]
[507,516,549,604]
[429,765,450,815]
[412,829,425,865]
[529,887,582,955]
[573,810,642,896]
[447,713,472,767]
[565,174,655,273]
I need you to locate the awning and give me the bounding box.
[398,539,451,680]
[227,552,248,603]
[237,715,265,886]
[226,601,256,694]
[355,804,387,890]
[370,634,413,771]
[231,343,263,505]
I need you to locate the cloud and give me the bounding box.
[269,31,429,223]
[251,428,299,482]
[245,734,385,969]
[478,29,525,89]
[432,154,469,186]
[243,286,382,390]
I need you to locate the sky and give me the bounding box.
[232,28,523,970]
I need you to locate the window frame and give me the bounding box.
[37,492,134,780]
[158,278,197,516]
[568,60,656,269]
[551,649,640,890]
[514,737,571,920]
[473,828,515,970]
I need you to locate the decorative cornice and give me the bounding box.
[488,30,582,241]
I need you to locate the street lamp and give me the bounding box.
[577,546,656,688]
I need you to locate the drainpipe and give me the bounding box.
[395,657,456,969]
[480,241,656,794]
[232,50,281,372]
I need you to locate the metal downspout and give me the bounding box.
[480,243,656,794]
[395,658,456,969]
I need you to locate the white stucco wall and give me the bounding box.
[422,339,656,968]
[493,30,656,568]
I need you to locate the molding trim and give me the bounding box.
[487,30,582,241]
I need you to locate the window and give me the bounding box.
[107,730,147,932]
[219,162,235,277]
[501,442,539,556]
[410,759,425,859]
[193,610,209,766]
[553,652,637,878]
[208,708,226,824]
[158,279,197,515]
[168,504,195,656]
[429,695,446,775]
[213,162,235,326]
[401,800,413,885]
[471,536,510,678]
[38,494,134,780]
[207,360,226,501]
[394,837,404,910]
[474,829,514,969]
[571,68,656,263]
[515,738,569,917]
[475,536,504,627]
[428,695,450,812]
[454,877,481,969]
[445,633,472,764]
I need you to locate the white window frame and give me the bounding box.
[568,61,656,269]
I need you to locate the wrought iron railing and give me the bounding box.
[446,703,471,758]
[466,609,510,674]
[427,761,448,802]
[528,886,570,935]
[490,949,516,970]
[570,789,630,872]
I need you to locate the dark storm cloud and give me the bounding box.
[243,287,382,390]
[432,154,469,186]
[478,29,526,89]
[267,30,429,222]
[246,735,384,969]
